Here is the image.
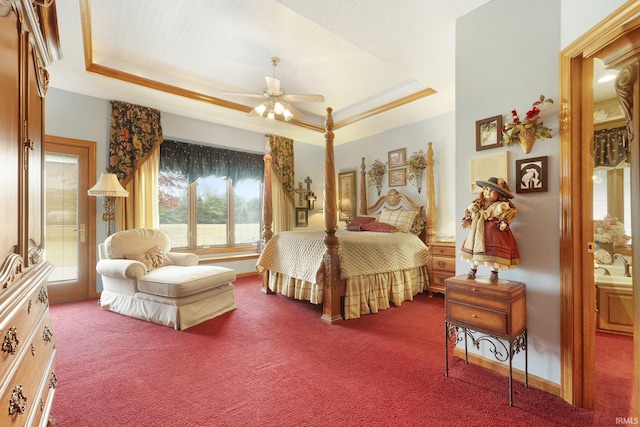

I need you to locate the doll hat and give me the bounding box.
[476,177,515,199]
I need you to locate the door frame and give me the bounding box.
[45,135,97,301]
[559,2,639,414]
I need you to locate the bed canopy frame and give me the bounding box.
[261,107,436,323]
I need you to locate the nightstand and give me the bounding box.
[429,241,456,295]
[444,275,527,406]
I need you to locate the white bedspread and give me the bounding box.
[256,230,430,319]
[256,230,429,281]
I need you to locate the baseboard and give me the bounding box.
[452,347,561,397]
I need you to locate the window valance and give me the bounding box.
[593,126,628,168]
[160,139,263,184]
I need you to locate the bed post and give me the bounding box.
[359,157,367,215]
[321,108,342,323]
[424,142,436,246]
[261,135,273,294]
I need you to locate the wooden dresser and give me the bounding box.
[429,241,456,295]
[0,1,60,425]
[444,275,527,406]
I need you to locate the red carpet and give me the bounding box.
[48,276,631,426]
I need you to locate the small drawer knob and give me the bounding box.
[472,314,478,318]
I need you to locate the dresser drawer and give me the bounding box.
[0,283,50,384]
[448,301,507,336]
[446,286,510,312]
[0,312,55,427]
[432,256,455,273]
[431,244,456,257]
[432,270,454,289]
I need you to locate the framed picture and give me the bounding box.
[338,170,356,221]
[476,115,503,151]
[515,156,548,193]
[388,148,406,168]
[470,151,508,193]
[389,168,406,187]
[295,207,308,227]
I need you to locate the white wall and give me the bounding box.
[334,111,457,237]
[456,0,627,386]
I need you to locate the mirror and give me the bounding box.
[592,59,633,335]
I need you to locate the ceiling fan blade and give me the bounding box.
[285,94,325,103]
[265,76,281,94]
[221,91,265,99]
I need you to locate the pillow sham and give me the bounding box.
[410,217,426,236]
[346,215,377,231]
[378,208,417,233]
[125,246,173,271]
[360,222,398,233]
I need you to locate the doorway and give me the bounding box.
[45,135,97,303]
[559,3,639,416]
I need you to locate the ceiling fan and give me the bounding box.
[222,57,325,122]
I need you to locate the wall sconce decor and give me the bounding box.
[306,191,316,210]
[87,173,129,236]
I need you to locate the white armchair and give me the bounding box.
[97,228,236,330]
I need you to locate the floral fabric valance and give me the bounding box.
[109,100,163,185]
[160,139,263,184]
[592,126,628,168]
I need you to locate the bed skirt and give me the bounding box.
[267,265,429,320]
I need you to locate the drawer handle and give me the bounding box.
[437,276,446,283]
[437,261,446,268]
[472,314,478,318]
[2,326,19,355]
[8,384,27,415]
[472,288,477,292]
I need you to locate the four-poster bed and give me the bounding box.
[257,108,437,323]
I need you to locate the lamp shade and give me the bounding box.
[87,173,129,197]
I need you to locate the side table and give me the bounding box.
[444,275,527,406]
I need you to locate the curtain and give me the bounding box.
[159,140,263,183]
[116,146,160,230]
[109,101,163,231]
[593,126,628,168]
[268,135,295,231]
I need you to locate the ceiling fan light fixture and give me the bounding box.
[274,102,284,115]
[266,111,275,122]
[255,103,267,116]
[283,109,294,121]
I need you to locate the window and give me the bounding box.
[159,140,263,252]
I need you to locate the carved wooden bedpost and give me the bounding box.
[359,157,367,215]
[424,142,436,246]
[261,135,273,293]
[322,108,342,323]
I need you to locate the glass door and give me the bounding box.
[45,137,95,302]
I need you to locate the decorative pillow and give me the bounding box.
[378,208,417,233]
[346,216,377,231]
[346,223,362,231]
[360,222,398,233]
[125,246,173,271]
[410,217,426,236]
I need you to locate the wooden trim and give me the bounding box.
[559,1,640,413]
[453,347,561,398]
[78,0,434,132]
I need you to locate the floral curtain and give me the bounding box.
[592,126,628,168]
[268,135,295,204]
[108,100,164,184]
[159,140,263,183]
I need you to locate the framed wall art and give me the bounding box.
[388,148,406,168]
[515,156,548,193]
[338,170,356,221]
[389,168,406,187]
[295,207,308,227]
[476,115,503,151]
[470,151,508,193]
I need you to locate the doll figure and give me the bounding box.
[459,177,520,283]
